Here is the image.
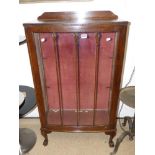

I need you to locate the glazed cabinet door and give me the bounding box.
[33,32,117,127]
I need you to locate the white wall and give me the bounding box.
[19,0,135,117]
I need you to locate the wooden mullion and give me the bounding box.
[93,32,101,126]
[74,33,80,126]
[52,32,64,126]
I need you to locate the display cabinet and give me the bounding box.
[24,11,130,147]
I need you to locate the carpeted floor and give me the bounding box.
[19,119,134,155]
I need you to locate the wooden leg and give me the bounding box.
[41,129,48,146]
[109,132,115,147]
[105,131,116,147]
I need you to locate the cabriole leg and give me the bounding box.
[105,131,116,147]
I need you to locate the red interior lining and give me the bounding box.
[79,33,96,109]
[39,32,115,112]
[40,33,60,109]
[97,33,115,109]
[58,33,77,109]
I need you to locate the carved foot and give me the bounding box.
[105,131,116,148]
[43,138,48,146]
[41,129,48,146]
[109,140,114,147]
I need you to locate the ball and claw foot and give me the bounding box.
[43,138,48,146]
[41,129,49,146]
[106,132,116,148]
[109,140,115,147]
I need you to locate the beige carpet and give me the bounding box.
[19,119,134,155]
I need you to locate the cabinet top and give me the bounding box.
[24,11,130,28]
[37,11,118,21]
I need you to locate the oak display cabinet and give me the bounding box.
[24,11,130,147]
